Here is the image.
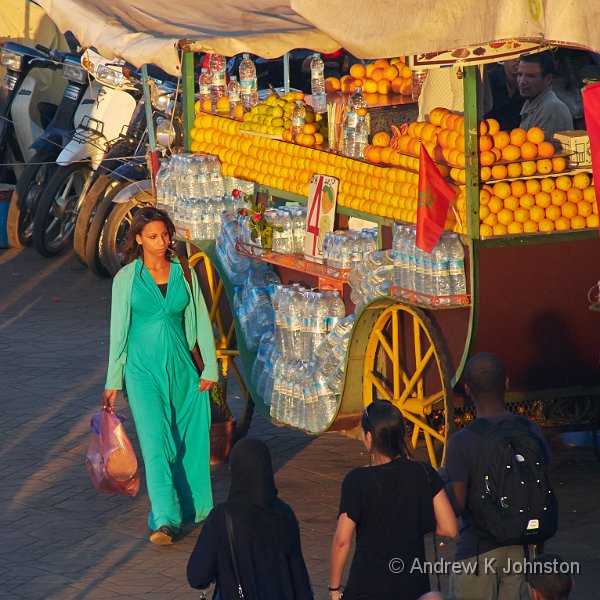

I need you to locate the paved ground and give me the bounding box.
[0,247,599,599]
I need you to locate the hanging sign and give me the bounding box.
[304,174,338,260]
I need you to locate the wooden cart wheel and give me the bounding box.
[188,251,254,441]
[362,304,454,468]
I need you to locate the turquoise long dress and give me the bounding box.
[117,260,214,530]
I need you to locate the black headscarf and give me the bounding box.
[224,438,301,554]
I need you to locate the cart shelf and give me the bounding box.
[483,166,592,184]
[391,286,471,309]
[235,240,350,291]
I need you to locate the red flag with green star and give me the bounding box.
[416,144,457,253]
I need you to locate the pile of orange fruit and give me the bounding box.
[479,172,597,237]
[190,112,459,231]
[325,58,413,101]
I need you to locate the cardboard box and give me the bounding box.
[553,130,591,167]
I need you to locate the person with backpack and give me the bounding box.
[445,353,557,600]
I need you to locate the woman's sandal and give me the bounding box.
[149,525,176,545]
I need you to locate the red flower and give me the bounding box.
[253,213,262,222]
[232,189,241,198]
[238,208,248,216]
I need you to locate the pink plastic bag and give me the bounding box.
[86,410,140,497]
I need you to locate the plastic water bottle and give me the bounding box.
[228,76,241,118]
[447,233,466,295]
[239,53,258,113]
[343,114,356,158]
[291,101,305,142]
[310,53,326,114]
[326,290,346,331]
[355,115,369,160]
[199,68,212,108]
[431,235,450,298]
[406,226,416,291]
[155,159,171,212]
[209,54,227,114]
[422,249,434,296]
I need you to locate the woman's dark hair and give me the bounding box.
[122,207,176,265]
[361,400,411,460]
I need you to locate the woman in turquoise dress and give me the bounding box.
[101,207,218,545]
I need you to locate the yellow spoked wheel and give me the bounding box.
[363,304,454,468]
[189,251,254,438]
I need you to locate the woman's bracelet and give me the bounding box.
[328,586,341,592]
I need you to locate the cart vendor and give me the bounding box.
[518,52,573,145]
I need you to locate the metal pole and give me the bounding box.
[283,52,290,94]
[141,64,157,151]
[463,66,480,239]
[182,48,195,152]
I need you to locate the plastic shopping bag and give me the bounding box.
[86,410,140,497]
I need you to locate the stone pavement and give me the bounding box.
[0,247,599,599]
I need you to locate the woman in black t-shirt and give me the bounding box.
[329,401,457,600]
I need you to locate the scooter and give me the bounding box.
[86,80,183,277]
[32,50,140,256]
[5,45,89,248]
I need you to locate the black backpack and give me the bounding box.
[466,416,558,546]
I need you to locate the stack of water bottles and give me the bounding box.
[216,210,257,285]
[343,87,368,159]
[348,249,395,313]
[392,225,467,303]
[233,267,280,351]
[252,285,350,432]
[321,228,378,270]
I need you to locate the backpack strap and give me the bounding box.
[466,415,532,437]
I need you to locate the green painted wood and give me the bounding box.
[463,66,480,240]
[182,50,195,153]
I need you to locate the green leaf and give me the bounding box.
[250,228,259,242]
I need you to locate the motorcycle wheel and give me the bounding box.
[102,193,154,277]
[6,149,59,248]
[73,174,120,266]
[32,162,92,257]
[84,180,131,277]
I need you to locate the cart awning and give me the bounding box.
[37,0,600,76]
[35,0,341,76]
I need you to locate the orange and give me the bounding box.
[571,215,587,229]
[525,179,542,196]
[507,162,523,178]
[493,181,512,199]
[573,172,592,190]
[497,207,514,225]
[480,166,492,181]
[554,216,571,231]
[478,121,489,136]
[362,78,378,94]
[551,156,567,173]
[455,135,466,152]
[561,201,578,219]
[364,145,382,164]
[325,77,341,93]
[535,191,552,208]
[400,65,412,79]
[550,189,567,206]
[536,159,553,174]
[365,63,376,78]
[520,193,536,209]
[521,160,537,176]
[577,200,593,217]
[480,189,492,205]
[480,223,494,237]
[523,219,539,233]
[383,65,399,81]
[374,59,390,70]
[538,218,555,232]
[479,135,493,152]
[491,164,508,180]
[526,127,545,144]
[510,128,527,146]
[537,141,555,159]
[453,116,465,134]
[486,118,501,136]
[504,195,520,211]
[479,204,491,220]
[555,175,572,191]
[377,79,392,94]
[493,223,508,236]
[520,141,538,160]
[545,204,562,221]
[502,145,521,162]
[540,178,556,193]
[380,146,393,163]
[587,214,599,227]
[491,147,503,162]
[529,205,546,223]
[479,151,495,166]
[372,131,391,147]
[350,63,366,79]
[511,180,527,198]
[488,195,504,214]
[340,75,355,93]
[507,221,524,234]
[493,131,510,150]
[429,107,451,126]
[371,67,385,82]
[483,212,498,226]
[567,187,583,203]
[583,186,596,203]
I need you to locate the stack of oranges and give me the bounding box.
[325,58,413,101]
[479,172,597,237]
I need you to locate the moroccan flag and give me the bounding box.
[416,144,457,253]
[582,82,600,228]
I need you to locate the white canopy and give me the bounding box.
[37,0,599,76]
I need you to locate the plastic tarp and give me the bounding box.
[36,0,598,75]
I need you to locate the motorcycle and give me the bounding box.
[86,80,182,277]
[5,45,89,248]
[31,50,140,256]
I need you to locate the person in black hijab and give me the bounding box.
[187,438,314,599]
